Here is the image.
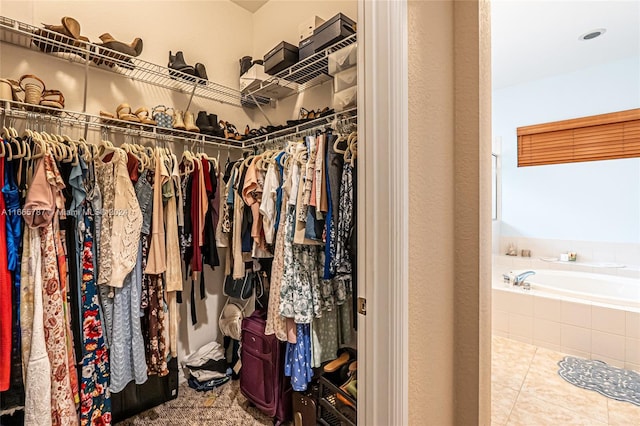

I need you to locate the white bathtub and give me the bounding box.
[492,269,640,371]
[508,269,640,309]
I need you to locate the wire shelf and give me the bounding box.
[243,107,357,148]
[244,34,357,100]
[0,16,271,108]
[0,100,245,150]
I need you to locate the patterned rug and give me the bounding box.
[558,356,640,406]
[117,379,281,425]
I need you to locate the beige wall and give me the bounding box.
[408,0,491,424]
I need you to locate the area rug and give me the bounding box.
[116,379,278,425]
[558,356,640,406]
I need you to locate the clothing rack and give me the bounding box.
[0,100,244,150]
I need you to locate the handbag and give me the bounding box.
[152,105,174,128]
[224,271,261,300]
[218,298,249,341]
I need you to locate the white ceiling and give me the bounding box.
[230,0,269,13]
[491,0,640,89]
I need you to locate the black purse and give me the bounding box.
[224,271,258,300]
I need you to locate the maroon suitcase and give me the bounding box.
[240,310,292,425]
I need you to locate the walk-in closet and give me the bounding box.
[0,1,360,424]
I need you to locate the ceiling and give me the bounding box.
[491,1,640,89]
[230,0,269,13]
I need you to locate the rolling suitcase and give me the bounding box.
[240,310,292,425]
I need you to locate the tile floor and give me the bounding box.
[492,335,640,425]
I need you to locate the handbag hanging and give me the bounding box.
[223,271,260,300]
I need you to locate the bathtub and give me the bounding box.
[492,269,640,371]
[507,269,640,309]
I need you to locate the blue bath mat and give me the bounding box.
[558,356,640,406]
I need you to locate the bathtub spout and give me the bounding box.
[514,271,536,286]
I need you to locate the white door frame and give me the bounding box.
[358,1,409,425]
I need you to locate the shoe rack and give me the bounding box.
[0,16,271,109]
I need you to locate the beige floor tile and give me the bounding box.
[492,382,519,426]
[493,336,537,391]
[528,346,569,372]
[608,398,640,426]
[506,391,607,426]
[520,366,609,422]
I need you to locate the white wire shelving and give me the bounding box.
[243,33,357,101]
[0,16,271,109]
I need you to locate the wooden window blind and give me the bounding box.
[517,108,640,167]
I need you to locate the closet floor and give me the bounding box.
[118,379,279,425]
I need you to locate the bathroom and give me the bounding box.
[490,1,640,424]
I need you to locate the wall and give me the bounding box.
[495,56,640,247]
[408,0,491,424]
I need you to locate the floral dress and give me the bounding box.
[79,208,111,425]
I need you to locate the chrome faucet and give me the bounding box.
[514,271,535,286]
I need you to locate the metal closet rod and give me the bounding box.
[0,100,244,150]
[243,107,358,149]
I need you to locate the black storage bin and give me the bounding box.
[313,13,356,53]
[263,41,299,75]
[112,357,179,423]
[317,376,356,426]
[299,35,315,61]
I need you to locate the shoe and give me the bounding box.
[34,16,83,54]
[169,51,197,81]
[134,107,156,125]
[97,33,143,57]
[184,111,199,133]
[239,55,253,76]
[173,110,186,130]
[116,103,140,122]
[195,63,208,84]
[209,114,225,138]
[196,111,214,134]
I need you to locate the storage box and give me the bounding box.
[298,16,325,42]
[334,66,357,92]
[240,63,270,92]
[298,36,315,61]
[328,42,358,75]
[333,86,357,111]
[264,41,299,75]
[313,13,356,53]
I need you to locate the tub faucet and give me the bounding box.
[514,271,535,286]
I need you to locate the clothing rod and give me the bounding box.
[0,100,245,150]
[242,106,358,149]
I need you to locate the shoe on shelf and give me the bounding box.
[169,51,197,81]
[173,110,186,130]
[43,16,80,39]
[134,107,156,125]
[208,114,224,138]
[196,111,214,135]
[195,63,208,84]
[97,33,143,57]
[116,103,141,122]
[184,111,199,133]
[239,55,253,76]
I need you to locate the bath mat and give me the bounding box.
[558,356,640,406]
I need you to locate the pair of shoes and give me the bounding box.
[100,104,156,125]
[169,51,208,84]
[238,56,264,76]
[195,111,225,137]
[18,74,65,111]
[174,110,199,133]
[219,121,244,141]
